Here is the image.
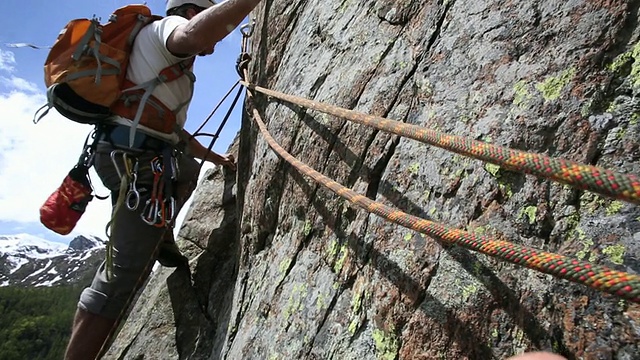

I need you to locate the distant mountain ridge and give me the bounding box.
[0,234,105,287]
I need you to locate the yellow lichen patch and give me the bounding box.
[606,200,624,216]
[372,327,399,360]
[602,244,626,265]
[283,283,308,321]
[408,162,420,175]
[484,163,501,178]
[279,258,291,274]
[334,245,348,273]
[535,68,576,101]
[518,206,537,224]
[328,239,338,258]
[513,80,533,107]
[303,220,312,236]
[608,42,640,87]
[462,284,478,302]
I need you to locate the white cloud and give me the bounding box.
[0,49,15,72]
[0,88,113,238]
[0,49,112,239]
[0,75,39,93]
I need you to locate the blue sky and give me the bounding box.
[0,0,248,244]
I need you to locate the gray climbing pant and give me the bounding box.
[78,142,200,319]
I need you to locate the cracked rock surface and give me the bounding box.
[109,1,640,359]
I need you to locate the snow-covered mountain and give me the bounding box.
[0,234,106,287]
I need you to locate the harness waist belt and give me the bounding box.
[101,124,170,152]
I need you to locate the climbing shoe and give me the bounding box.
[157,237,189,268]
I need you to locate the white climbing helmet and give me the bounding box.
[166,0,216,11]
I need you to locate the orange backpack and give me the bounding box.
[35,5,194,145]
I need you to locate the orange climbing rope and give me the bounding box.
[239,82,640,206]
[243,86,640,303]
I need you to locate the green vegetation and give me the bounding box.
[0,285,83,360]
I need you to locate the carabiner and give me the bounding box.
[164,196,176,224]
[154,200,166,228]
[141,199,159,226]
[110,150,130,179]
[125,173,140,211]
[240,21,254,38]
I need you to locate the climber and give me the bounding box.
[63,0,262,359]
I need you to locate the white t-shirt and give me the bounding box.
[111,16,194,144]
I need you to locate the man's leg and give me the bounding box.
[65,148,170,359]
[64,308,116,360]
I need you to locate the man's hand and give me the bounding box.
[236,52,252,79]
[214,153,236,171]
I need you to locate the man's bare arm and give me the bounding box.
[167,0,262,56]
[181,130,236,170]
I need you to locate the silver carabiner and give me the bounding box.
[240,21,254,38]
[110,150,129,179]
[125,173,140,211]
[165,196,176,223]
[141,199,158,226]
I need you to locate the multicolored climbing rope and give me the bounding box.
[244,87,640,303]
[240,82,640,205]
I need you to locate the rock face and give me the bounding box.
[108,1,640,359]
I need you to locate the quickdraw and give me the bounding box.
[141,156,176,227]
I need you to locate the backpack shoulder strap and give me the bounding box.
[115,58,196,147]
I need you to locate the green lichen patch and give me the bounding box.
[372,327,399,360]
[513,80,533,107]
[279,258,291,274]
[608,42,640,87]
[535,68,576,101]
[518,206,537,224]
[334,244,348,273]
[605,200,624,216]
[574,228,595,261]
[283,283,308,321]
[303,220,313,236]
[316,292,328,311]
[484,163,501,178]
[403,232,413,242]
[602,244,625,265]
[462,284,478,301]
[408,162,420,175]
